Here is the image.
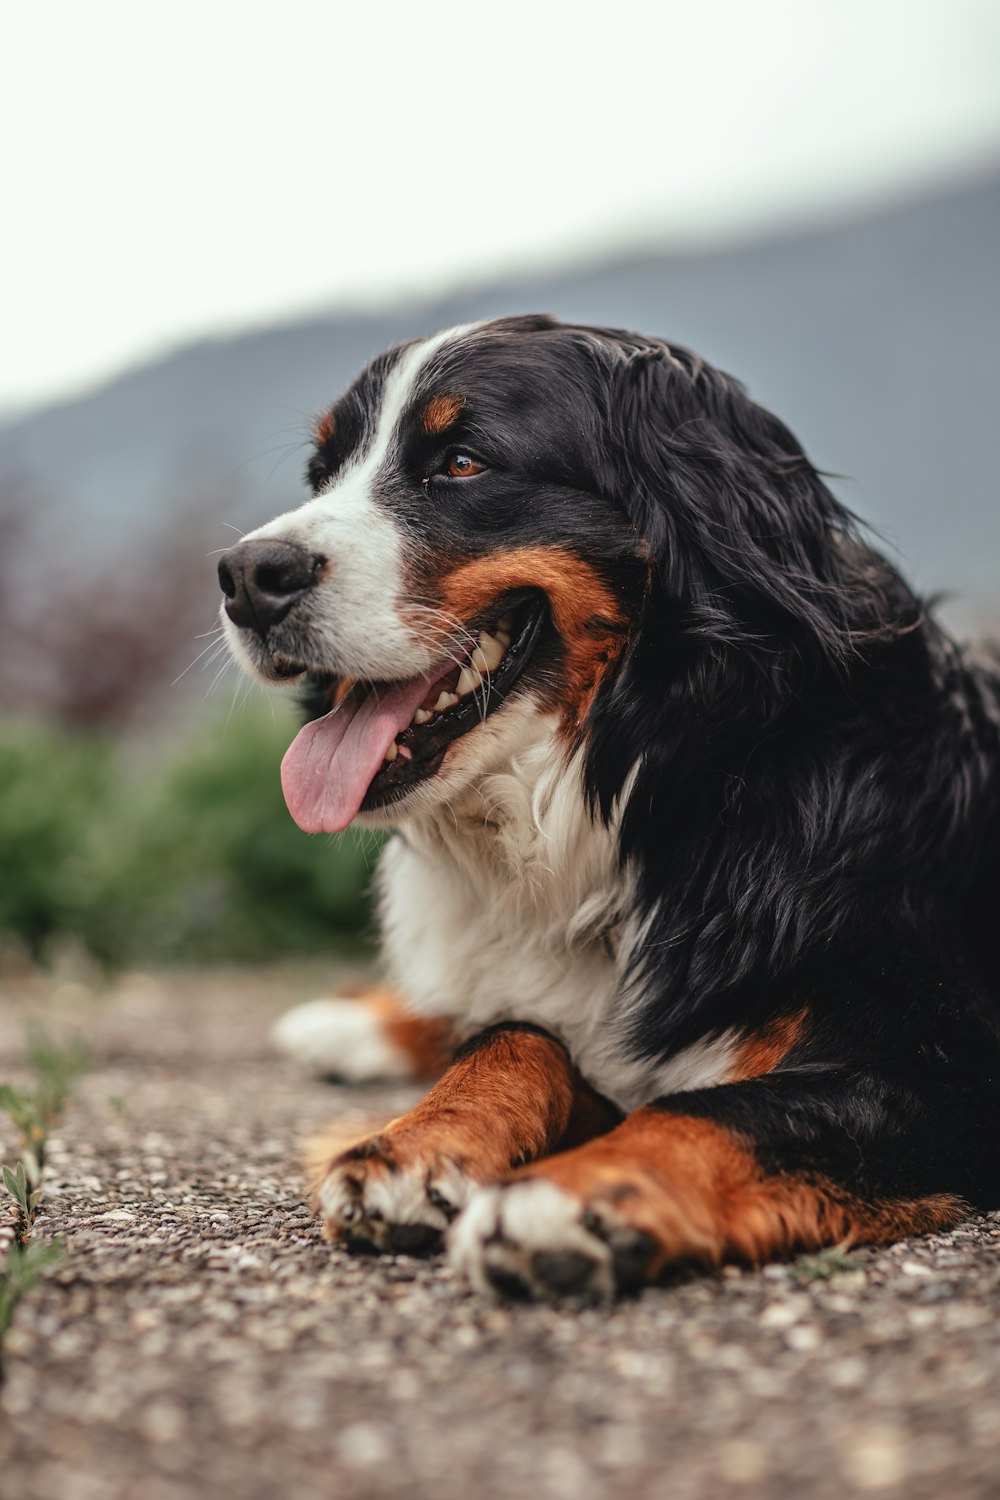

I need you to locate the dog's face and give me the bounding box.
[220,312,865,836]
[219,315,648,831]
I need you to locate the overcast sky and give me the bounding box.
[2,0,999,413]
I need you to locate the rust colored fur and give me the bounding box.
[423,547,629,729]
[364,987,454,1077]
[421,394,464,435]
[314,408,336,448]
[313,1029,620,1236]
[729,1009,810,1082]
[516,1110,966,1275]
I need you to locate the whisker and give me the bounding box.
[172,635,229,686]
[234,436,310,478]
[266,442,311,485]
[411,603,497,725]
[204,655,234,699]
[224,673,258,735]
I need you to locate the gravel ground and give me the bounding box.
[1,963,999,1500]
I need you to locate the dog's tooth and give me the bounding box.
[413,708,433,725]
[397,744,413,761]
[456,666,483,697]
[434,691,459,712]
[495,629,511,648]
[383,742,398,762]
[476,631,505,671]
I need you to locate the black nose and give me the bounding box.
[217,539,322,636]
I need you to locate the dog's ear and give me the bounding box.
[602,340,892,675]
[583,339,916,822]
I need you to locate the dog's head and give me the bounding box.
[220,314,890,833]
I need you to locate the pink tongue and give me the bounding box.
[280,677,440,833]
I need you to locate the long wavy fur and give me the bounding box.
[574,334,1000,1059]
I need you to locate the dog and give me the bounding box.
[218,313,1000,1301]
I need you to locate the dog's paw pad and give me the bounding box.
[449,1179,653,1302]
[319,1147,474,1256]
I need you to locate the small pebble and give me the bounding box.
[842,1424,907,1490]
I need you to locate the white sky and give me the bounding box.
[2,0,999,413]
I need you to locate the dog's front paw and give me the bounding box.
[448,1178,662,1302]
[316,1132,480,1255]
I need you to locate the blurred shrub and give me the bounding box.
[0,727,113,955]
[0,712,381,967]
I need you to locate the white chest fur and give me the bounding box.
[378,717,743,1110]
[378,724,660,1109]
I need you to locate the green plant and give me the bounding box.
[0,1023,87,1371]
[0,725,113,954]
[1,1163,43,1243]
[789,1245,857,1283]
[0,1025,89,1214]
[0,1242,63,1354]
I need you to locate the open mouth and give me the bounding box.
[279,595,545,833]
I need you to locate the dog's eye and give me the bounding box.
[445,453,486,478]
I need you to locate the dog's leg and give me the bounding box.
[450,1070,982,1301]
[273,986,454,1082]
[313,1023,621,1254]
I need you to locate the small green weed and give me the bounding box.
[0,1023,88,1372]
[0,1023,89,1216]
[0,1242,63,1352]
[1,1163,44,1241]
[789,1245,857,1283]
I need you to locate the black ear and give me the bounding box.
[603,340,894,677]
[583,339,919,823]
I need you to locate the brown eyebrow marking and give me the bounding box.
[314,408,336,447]
[421,394,464,436]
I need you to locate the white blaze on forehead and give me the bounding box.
[237,321,478,681]
[340,320,478,491]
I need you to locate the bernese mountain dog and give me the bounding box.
[218,314,1000,1301]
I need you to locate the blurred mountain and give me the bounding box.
[2,168,998,637]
